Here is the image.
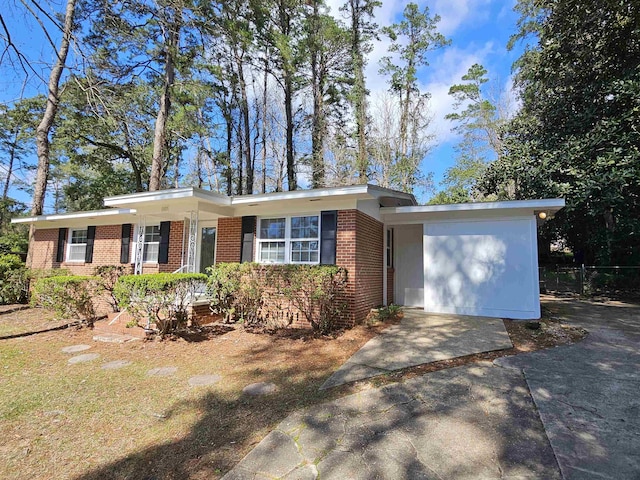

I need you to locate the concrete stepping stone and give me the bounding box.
[93,333,139,343]
[188,374,222,387]
[147,366,177,377]
[243,382,276,396]
[61,344,91,354]
[68,353,100,364]
[101,360,132,370]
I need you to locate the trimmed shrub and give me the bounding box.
[207,263,348,333]
[31,275,99,325]
[274,265,348,334]
[114,273,208,335]
[94,265,127,312]
[206,263,243,323]
[207,263,265,325]
[0,253,29,304]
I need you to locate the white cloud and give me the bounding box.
[433,0,494,36]
[324,0,509,146]
[419,43,496,143]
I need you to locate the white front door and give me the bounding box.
[394,224,424,307]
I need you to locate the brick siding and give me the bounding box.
[335,209,384,326]
[28,228,59,271]
[216,217,242,263]
[27,221,184,275]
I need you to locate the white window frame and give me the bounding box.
[257,214,321,265]
[142,224,161,264]
[132,224,161,265]
[66,228,88,263]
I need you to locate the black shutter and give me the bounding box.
[158,221,171,264]
[320,211,337,265]
[240,216,256,263]
[84,226,96,263]
[56,228,68,263]
[120,224,132,264]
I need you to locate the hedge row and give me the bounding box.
[208,263,348,333]
[28,264,349,334]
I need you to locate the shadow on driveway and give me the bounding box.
[496,296,640,480]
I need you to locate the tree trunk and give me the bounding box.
[3,125,19,200]
[31,0,76,217]
[236,52,253,195]
[149,7,181,191]
[284,72,296,190]
[261,56,268,194]
[225,113,233,196]
[310,0,325,188]
[400,87,410,157]
[350,1,367,183]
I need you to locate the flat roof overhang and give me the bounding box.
[381,198,566,224]
[11,208,139,228]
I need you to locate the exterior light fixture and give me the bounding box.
[538,211,547,220]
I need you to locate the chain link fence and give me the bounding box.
[539,265,640,297]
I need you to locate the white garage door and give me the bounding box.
[423,217,540,319]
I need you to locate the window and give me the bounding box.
[143,225,160,263]
[258,215,320,264]
[291,216,319,263]
[259,218,286,263]
[67,229,88,262]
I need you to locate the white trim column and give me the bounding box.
[383,223,388,306]
[134,217,146,275]
[186,211,198,273]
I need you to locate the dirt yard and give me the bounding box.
[0,305,586,480]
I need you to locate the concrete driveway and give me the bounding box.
[495,297,640,480]
[223,362,560,480]
[223,298,640,480]
[321,309,513,389]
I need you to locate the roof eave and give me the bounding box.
[11,208,138,225]
[381,198,565,215]
[104,187,232,208]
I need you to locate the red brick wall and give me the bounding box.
[212,211,383,328]
[336,210,384,326]
[26,212,384,329]
[27,221,184,275]
[216,217,242,263]
[354,210,383,322]
[28,228,59,271]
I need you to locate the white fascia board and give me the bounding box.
[367,184,417,205]
[104,187,231,208]
[231,185,372,205]
[381,198,565,215]
[11,208,137,224]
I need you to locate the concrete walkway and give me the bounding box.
[495,297,640,480]
[321,310,512,389]
[222,298,640,480]
[222,362,560,480]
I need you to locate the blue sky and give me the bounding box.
[1,0,525,209]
